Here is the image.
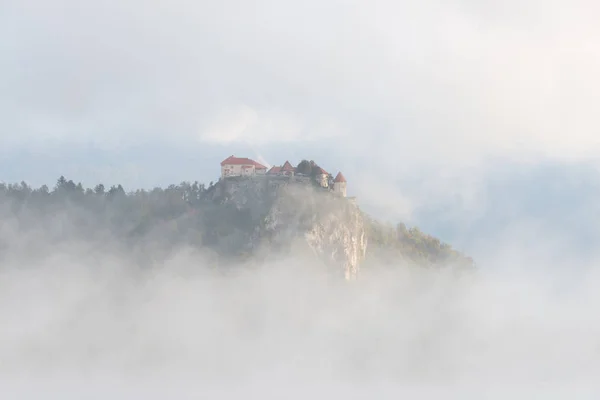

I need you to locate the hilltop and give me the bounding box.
[206,174,365,279]
[215,155,474,274]
[0,160,474,276]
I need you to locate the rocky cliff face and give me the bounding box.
[208,176,367,279]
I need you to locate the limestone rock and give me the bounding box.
[209,176,367,279]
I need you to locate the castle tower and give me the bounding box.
[333,172,347,197]
[314,167,329,188]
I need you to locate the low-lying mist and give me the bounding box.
[1,246,599,398]
[0,182,599,398]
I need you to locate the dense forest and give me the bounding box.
[0,176,474,270]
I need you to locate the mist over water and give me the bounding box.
[1,242,599,398]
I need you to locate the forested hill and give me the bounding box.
[0,177,474,272]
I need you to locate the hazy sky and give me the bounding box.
[2,0,600,261]
[4,2,600,395]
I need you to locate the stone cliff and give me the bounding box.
[208,176,367,279]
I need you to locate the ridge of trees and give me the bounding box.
[0,177,473,269]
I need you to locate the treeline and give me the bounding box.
[0,177,222,262]
[0,176,212,203]
[0,176,474,270]
[362,215,475,270]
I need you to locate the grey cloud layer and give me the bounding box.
[3,0,600,160]
[2,244,600,397]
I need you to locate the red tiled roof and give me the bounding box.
[315,167,328,175]
[267,166,282,174]
[281,161,295,172]
[334,172,346,183]
[221,155,267,169]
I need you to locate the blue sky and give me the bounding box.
[2,0,600,267]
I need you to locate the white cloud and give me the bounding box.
[3,0,600,167]
[199,105,342,144]
[201,106,261,144]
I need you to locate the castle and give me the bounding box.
[220,155,347,197]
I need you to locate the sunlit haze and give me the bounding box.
[2,0,600,397]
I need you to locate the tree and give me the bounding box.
[296,160,312,175]
[55,176,67,191]
[107,184,126,199]
[0,173,475,272]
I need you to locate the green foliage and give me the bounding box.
[362,213,474,270]
[0,177,474,270]
[296,160,312,175]
[296,159,332,189]
[0,178,208,245]
[296,159,324,177]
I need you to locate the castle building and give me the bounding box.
[314,167,329,188]
[280,161,296,176]
[266,166,281,175]
[333,172,347,197]
[220,155,267,178]
[221,155,347,198]
[267,160,296,176]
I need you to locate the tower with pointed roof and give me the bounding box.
[333,172,347,197]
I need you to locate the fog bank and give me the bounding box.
[1,246,599,398]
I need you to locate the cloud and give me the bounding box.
[200,105,342,144]
[3,0,600,166]
[5,0,600,266]
[2,237,600,396]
